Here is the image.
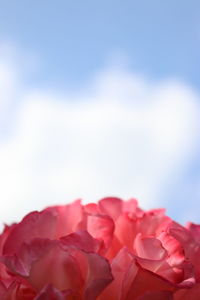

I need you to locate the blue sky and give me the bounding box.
[0,1,200,225]
[0,0,200,89]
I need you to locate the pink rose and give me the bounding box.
[0,197,200,299]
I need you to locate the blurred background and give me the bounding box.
[0,0,200,225]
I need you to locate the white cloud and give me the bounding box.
[0,46,199,225]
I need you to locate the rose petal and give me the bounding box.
[3,211,56,255]
[34,284,66,300]
[83,252,113,300]
[99,197,123,221]
[81,214,114,254]
[174,283,200,300]
[124,261,175,299]
[98,247,135,300]
[45,200,83,238]
[136,290,173,300]
[60,230,100,253]
[134,233,167,260]
[29,242,84,292]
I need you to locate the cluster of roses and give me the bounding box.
[0,197,200,299]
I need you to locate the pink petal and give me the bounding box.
[98,247,135,300]
[98,197,123,221]
[84,203,99,214]
[85,214,114,254]
[134,233,167,260]
[124,262,175,299]
[45,200,83,238]
[135,256,183,284]
[3,238,57,277]
[187,223,200,243]
[157,231,184,266]
[34,284,66,300]
[60,230,100,253]
[3,211,56,255]
[28,242,84,292]
[114,213,137,250]
[138,209,170,237]
[0,224,16,255]
[123,198,144,219]
[83,252,113,300]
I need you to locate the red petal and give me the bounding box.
[136,290,173,300]
[174,283,200,300]
[0,280,7,298]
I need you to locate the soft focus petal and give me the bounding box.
[1,197,200,299]
[136,290,173,300]
[98,247,135,300]
[34,284,68,300]
[60,230,100,253]
[124,262,175,299]
[83,252,113,300]
[45,200,83,238]
[78,213,114,254]
[174,283,200,300]
[98,197,123,221]
[3,211,56,255]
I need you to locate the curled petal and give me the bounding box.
[134,234,167,260]
[83,252,113,300]
[99,197,123,221]
[3,211,56,255]
[79,214,114,254]
[45,200,83,238]
[60,230,100,253]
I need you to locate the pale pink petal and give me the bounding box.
[134,233,167,260]
[86,214,114,254]
[138,209,170,236]
[98,197,123,221]
[114,213,137,250]
[123,198,144,219]
[45,200,83,238]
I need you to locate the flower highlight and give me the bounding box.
[0,197,200,299]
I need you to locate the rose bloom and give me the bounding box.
[0,197,200,299]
